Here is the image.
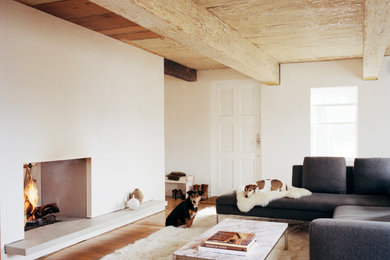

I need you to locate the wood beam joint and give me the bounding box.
[89,0,279,85]
[164,59,197,82]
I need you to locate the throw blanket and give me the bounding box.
[236,186,312,212]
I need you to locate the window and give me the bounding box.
[311,86,357,160]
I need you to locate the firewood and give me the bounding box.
[42,214,57,225]
[25,213,58,231]
[33,203,60,219]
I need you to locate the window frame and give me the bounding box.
[310,86,358,162]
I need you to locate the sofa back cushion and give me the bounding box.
[353,158,390,195]
[302,157,347,193]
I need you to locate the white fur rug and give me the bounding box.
[236,186,312,212]
[101,207,217,260]
[101,206,310,260]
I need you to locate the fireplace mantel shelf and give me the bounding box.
[5,200,165,258]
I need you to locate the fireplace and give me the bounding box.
[24,158,92,230]
[4,155,164,258]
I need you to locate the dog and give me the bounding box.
[165,190,203,227]
[244,179,288,198]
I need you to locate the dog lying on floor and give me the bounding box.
[244,179,288,198]
[165,190,203,228]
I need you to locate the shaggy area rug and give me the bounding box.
[236,186,312,212]
[101,207,309,260]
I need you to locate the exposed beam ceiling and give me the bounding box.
[198,0,363,64]
[363,0,390,80]
[16,0,223,71]
[164,59,197,82]
[16,0,390,82]
[129,38,226,71]
[88,0,280,85]
[17,0,162,41]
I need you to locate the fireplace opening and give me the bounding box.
[24,163,60,230]
[23,158,91,231]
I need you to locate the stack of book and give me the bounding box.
[198,230,256,256]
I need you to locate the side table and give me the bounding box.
[165,175,194,198]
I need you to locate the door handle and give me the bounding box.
[256,133,261,146]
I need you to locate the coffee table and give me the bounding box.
[173,218,288,260]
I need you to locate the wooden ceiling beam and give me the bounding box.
[164,59,197,82]
[363,0,390,80]
[15,0,61,6]
[89,0,279,85]
[33,0,109,20]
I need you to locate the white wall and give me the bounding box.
[165,58,390,193]
[261,58,390,183]
[0,0,164,255]
[165,70,248,189]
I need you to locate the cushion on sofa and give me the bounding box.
[217,192,390,213]
[309,219,390,260]
[353,158,390,195]
[333,205,390,222]
[302,157,346,193]
[268,193,390,212]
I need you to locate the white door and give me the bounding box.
[212,79,261,196]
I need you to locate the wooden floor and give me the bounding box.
[40,197,216,260]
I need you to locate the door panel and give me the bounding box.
[212,79,260,196]
[219,124,233,152]
[239,86,255,115]
[218,88,234,116]
[240,123,255,152]
[218,159,233,189]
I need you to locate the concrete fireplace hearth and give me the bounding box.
[5,158,165,258]
[5,200,165,258]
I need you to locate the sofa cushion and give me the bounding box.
[309,219,390,260]
[217,192,390,213]
[333,205,390,222]
[302,157,346,193]
[353,158,390,195]
[267,193,390,212]
[217,203,332,221]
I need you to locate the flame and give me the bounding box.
[24,176,38,222]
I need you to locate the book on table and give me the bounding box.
[199,240,256,255]
[198,231,256,255]
[205,231,255,247]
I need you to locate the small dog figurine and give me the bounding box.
[244,179,288,198]
[165,190,203,227]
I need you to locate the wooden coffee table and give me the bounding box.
[173,218,288,260]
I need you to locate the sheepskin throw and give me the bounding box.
[236,186,312,212]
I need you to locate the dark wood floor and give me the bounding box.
[40,197,216,260]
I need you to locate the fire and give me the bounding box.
[25,178,38,212]
[24,165,39,224]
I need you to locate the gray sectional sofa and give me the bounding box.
[216,157,390,260]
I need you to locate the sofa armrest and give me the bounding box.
[309,219,390,260]
[292,165,303,187]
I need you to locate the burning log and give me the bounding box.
[33,203,60,219]
[24,163,60,230]
[25,214,57,231]
[25,203,60,231]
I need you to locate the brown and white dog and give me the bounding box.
[244,179,288,198]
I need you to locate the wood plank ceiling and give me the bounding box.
[16,0,390,84]
[16,0,224,70]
